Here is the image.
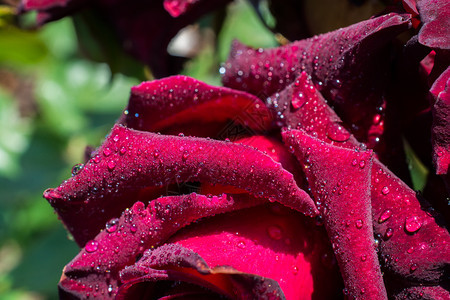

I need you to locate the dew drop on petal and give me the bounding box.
[384,228,393,239]
[103,148,112,157]
[378,209,392,223]
[407,246,414,254]
[106,218,119,233]
[327,123,350,142]
[267,225,283,240]
[71,163,84,176]
[355,219,363,229]
[405,216,422,233]
[410,263,418,272]
[107,161,116,171]
[85,240,98,253]
[381,186,390,195]
[291,92,305,110]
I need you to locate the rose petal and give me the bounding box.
[222,13,411,140]
[430,66,450,175]
[283,129,387,299]
[416,0,450,49]
[163,0,201,17]
[392,286,450,299]
[271,73,450,284]
[117,244,286,299]
[170,204,342,299]
[45,124,317,246]
[120,75,273,136]
[58,193,265,299]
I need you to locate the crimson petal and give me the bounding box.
[117,244,285,299]
[45,124,317,246]
[120,75,273,136]
[59,193,264,299]
[283,129,387,299]
[272,73,450,284]
[392,285,450,299]
[222,13,411,140]
[416,0,450,49]
[430,66,450,175]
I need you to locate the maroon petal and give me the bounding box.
[392,285,450,299]
[45,124,317,246]
[272,73,450,284]
[59,193,264,299]
[117,244,285,299]
[120,75,273,136]
[169,203,342,299]
[430,66,450,175]
[417,0,450,49]
[283,130,387,299]
[222,13,411,141]
[163,0,200,17]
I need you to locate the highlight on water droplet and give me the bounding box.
[381,186,390,195]
[327,123,350,142]
[405,216,423,233]
[71,163,84,176]
[384,228,393,239]
[107,160,116,171]
[106,218,119,233]
[85,240,99,253]
[378,209,392,223]
[355,219,363,229]
[103,148,112,157]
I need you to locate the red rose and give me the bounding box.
[41,6,450,300]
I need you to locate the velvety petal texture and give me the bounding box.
[283,130,387,299]
[430,66,450,175]
[222,13,411,140]
[117,243,286,299]
[120,75,273,135]
[416,0,450,49]
[45,124,317,246]
[59,193,264,299]
[269,73,450,287]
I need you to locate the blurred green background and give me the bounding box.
[0,1,278,299]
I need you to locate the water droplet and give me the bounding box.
[407,246,414,254]
[113,135,120,142]
[107,285,113,294]
[327,123,350,142]
[71,163,84,176]
[130,224,137,233]
[182,151,189,161]
[106,218,119,233]
[410,263,418,272]
[355,219,363,229]
[352,159,358,166]
[315,215,324,226]
[267,225,283,240]
[378,209,392,223]
[120,146,127,155]
[405,216,422,233]
[291,265,299,275]
[85,240,98,253]
[359,160,365,169]
[291,92,305,110]
[381,186,390,195]
[237,241,246,249]
[107,161,116,170]
[361,254,367,261]
[103,148,112,157]
[384,228,394,239]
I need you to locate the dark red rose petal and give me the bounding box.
[163,0,201,17]
[430,66,450,175]
[416,0,450,49]
[120,75,273,136]
[222,13,411,141]
[170,204,343,299]
[392,285,450,300]
[59,193,264,299]
[45,124,317,246]
[272,73,450,284]
[283,129,387,299]
[117,244,286,299]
